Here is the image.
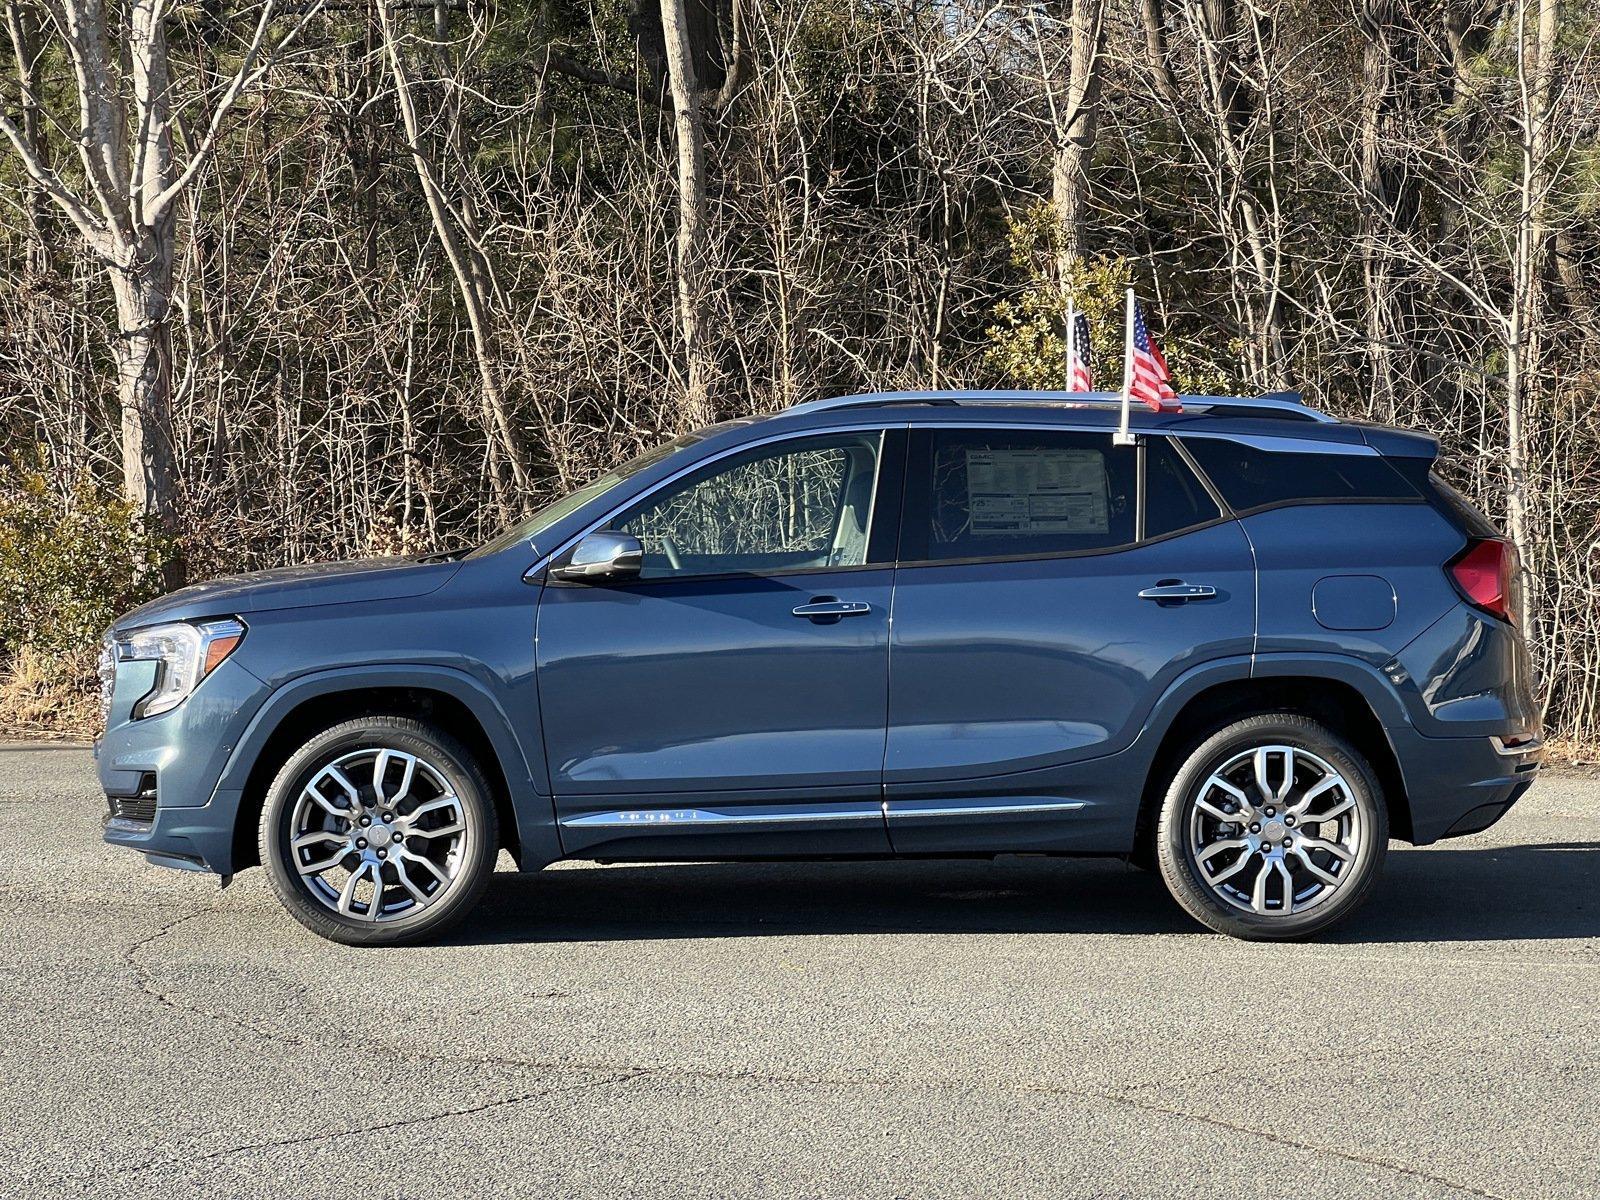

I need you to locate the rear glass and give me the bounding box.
[1183,439,1419,510]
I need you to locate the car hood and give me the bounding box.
[114,557,464,630]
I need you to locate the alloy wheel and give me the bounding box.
[1184,744,1364,917]
[288,747,469,922]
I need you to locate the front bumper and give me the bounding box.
[102,801,243,873]
[97,655,266,875]
[1390,725,1543,844]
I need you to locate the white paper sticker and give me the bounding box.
[965,448,1108,534]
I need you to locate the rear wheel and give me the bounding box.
[1155,714,1387,940]
[259,716,498,946]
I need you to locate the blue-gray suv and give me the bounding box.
[96,392,1542,943]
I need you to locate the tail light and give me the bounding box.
[1447,538,1515,623]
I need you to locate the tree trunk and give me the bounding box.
[378,3,529,518]
[1136,0,1181,107]
[1187,0,1285,384]
[1507,0,1557,558]
[1356,0,1430,420]
[1050,0,1106,279]
[108,247,184,583]
[122,0,184,581]
[660,0,715,427]
[3,1,51,274]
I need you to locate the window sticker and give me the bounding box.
[965,448,1109,535]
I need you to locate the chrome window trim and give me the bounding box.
[526,419,1379,582]
[525,424,904,582]
[1174,432,1378,457]
[903,420,1379,457]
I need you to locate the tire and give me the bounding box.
[1155,713,1387,940]
[259,715,498,946]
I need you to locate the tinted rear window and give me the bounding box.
[1183,439,1419,510]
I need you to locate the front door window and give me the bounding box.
[609,432,884,579]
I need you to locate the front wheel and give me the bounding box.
[259,716,498,946]
[1155,714,1388,940]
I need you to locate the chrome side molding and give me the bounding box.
[562,805,885,828]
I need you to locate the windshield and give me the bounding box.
[466,431,707,559]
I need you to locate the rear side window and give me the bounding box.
[1144,438,1222,538]
[1183,438,1420,511]
[904,429,1137,561]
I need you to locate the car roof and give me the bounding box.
[756,390,1435,457]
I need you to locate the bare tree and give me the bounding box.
[1044,0,1106,276]
[659,0,715,426]
[0,0,320,576]
[377,2,531,518]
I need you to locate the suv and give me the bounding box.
[97,392,1542,944]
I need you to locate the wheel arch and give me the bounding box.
[224,667,557,874]
[1132,667,1413,863]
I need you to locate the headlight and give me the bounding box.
[114,618,246,719]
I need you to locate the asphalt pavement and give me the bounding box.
[1,741,1596,1198]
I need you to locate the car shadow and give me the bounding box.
[443,841,1600,946]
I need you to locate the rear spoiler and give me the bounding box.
[1354,425,1439,459]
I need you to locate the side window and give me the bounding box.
[904,429,1137,561]
[609,432,884,579]
[1143,437,1221,539]
[1183,438,1419,510]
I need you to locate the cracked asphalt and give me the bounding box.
[2,742,1597,1199]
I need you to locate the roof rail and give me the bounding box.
[781,390,1336,423]
[780,392,962,417]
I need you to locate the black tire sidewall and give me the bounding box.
[259,716,498,946]
[1155,714,1388,940]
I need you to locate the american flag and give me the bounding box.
[1067,311,1093,392]
[1129,300,1181,412]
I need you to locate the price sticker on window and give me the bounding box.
[966,448,1109,534]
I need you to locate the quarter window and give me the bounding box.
[608,432,884,579]
[1183,438,1419,510]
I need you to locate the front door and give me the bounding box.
[884,426,1256,852]
[537,428,904,858]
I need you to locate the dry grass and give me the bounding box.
[0,646,99,739]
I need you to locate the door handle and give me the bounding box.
[792,597,872,621]
[1138,581,1217,603]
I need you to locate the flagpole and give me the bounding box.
[1064,296,1076,393]
[1114,287,1136,445]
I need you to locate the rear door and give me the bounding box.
[883,425,1255,852]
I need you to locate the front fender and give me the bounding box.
[215,664,560,869]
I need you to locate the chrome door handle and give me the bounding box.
[1138,582,1217,602]
[792,598,872,620]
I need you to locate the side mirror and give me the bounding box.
[551,531,643,583]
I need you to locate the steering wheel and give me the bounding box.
[660,535,684,572]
